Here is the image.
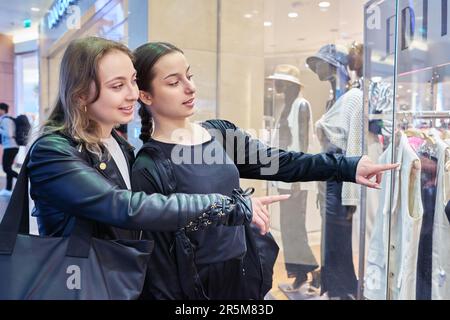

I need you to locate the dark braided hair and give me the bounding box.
[133,42,183,143]
[138,106,153,143]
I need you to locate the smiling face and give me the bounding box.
[141,51,196,121]
[86,50,139,134]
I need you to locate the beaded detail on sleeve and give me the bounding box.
[184,188,254,232]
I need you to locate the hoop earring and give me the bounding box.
[84,105,87,113]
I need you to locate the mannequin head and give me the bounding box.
[314,60,337,82]
[267,64,302,100]
[274,79,300,97]
[306,44,348,82]
[306,44,350,99]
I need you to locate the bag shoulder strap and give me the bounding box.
[0,134,95,258]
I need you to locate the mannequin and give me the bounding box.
[267,65,319,297]
[306,45,349,224]
[308,44,360,299]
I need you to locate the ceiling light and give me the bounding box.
[31,7,40,12]
[244,13,252,19]
[288,12,299,18]
[264,21,272,27]
[318,1,331,8]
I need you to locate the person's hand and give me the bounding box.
[251,194,290,235]
[355,155,399,189]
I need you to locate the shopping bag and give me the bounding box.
[0,150,154,300]
[242,224,279,299]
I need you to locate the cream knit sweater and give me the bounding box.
[315,88,363,206]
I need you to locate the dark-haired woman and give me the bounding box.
[132,42,398,300]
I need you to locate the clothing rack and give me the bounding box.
[367,114,391,121]
[397,111,450,129]
[368,111,450,122]
[397,111,450,119]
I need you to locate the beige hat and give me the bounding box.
[266,64,304,86]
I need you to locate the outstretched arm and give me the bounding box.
[204,119,399,189]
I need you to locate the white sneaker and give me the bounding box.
[0,189,12,197]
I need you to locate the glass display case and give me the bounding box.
[263,0,368,300]
[363,0,450,300]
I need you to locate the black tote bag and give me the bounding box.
[0,151,154,300]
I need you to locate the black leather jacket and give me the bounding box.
[28,130,251,239]
[132,119,362,300]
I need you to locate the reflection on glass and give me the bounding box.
[364,0,450,301]
[264,0,367,301]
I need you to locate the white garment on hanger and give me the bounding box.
[353,133,383,261]
[431,134,450,299]
[365,132,423,300]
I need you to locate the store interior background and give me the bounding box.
[0,0,373,300]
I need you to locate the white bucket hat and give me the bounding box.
[266,64,304,87]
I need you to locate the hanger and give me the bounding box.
[404,127,437,161]
[440,121,450,140]
[400,116,410,131]
[393,130,421,170]
[392,114,411,148]
[394,128,403,148]
[404,127,436,146]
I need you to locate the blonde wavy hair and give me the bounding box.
[42,37,133,159]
